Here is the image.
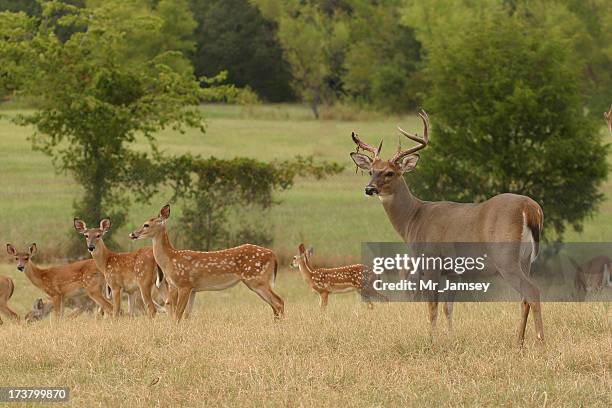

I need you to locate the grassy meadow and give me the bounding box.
[0,104,611,406]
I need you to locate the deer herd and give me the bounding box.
[1,108,611,346]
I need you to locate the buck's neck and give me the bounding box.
[91,239,112,271]
[378,178,423,240]
[151,226,175,270]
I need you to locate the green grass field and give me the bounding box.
[0,104,611,407]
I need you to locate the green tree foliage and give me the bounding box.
[0,0,204,246]
[163,155,343,251]
[253,0,349,118]
[343,0,421,112]
[409,12,608,240]
[189,0,293,102]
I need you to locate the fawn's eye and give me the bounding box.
[143,224,150,228]
[385,171,395,177]
[96,234,101,238]
[84,234,89,238]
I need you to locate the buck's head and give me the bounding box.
[74,218,110,253]
[350,110,429,197]
[130,204,170,241]
[291,244,313,268]
[6,243,36,272]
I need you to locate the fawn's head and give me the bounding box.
[130,204,170,241]
[25,298,49,323]
[6,243,36,272]
[291,244,313,269]
[350,110,429,197]
[74,218,110,253]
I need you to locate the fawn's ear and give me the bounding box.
[28,243,37,256]
[74,218,87,234]
[350,152,373,170]
[159,204,170,220]
[99,219,111,233]
[34,298,44,311]
[6,243,17,256]
[306,246,314,259]
[298,243,305,253]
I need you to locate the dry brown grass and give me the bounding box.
[0,264,610,407]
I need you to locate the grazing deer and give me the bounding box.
[24,294,100,323]
[0,275,19,324]
[568,256,612,300]
[605,103,612,134]
[129,204,284,321]
[350,110,544,345]
[73,218,161,318]
[290,244,385,310]
[6,243,112,320]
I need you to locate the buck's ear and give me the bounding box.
[99,218,111,232]
[159,204,170,220]
[350,152,373,170]
[28,243,37,256]
[397,154,420,173]
[6,243,16,256]
[74,218,87,234]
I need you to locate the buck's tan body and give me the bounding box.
[350,109,545,344]
[0,275,19,324]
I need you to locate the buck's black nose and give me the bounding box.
[365,185,378,196]
[88,245,96,252]
[17,266,24,272]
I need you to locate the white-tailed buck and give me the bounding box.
[73,218,162,318]
[6,243,112,320]
[0,275,19,324]
[290,244,385,310]
[605,103,612,134]
[350,110,544,345]
[568,256,612,300]
[129,204,284,321]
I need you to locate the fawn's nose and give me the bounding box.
[365,185,378,196]
[87,245,96,252]
[129,232,137,240]
[17,265,24,272]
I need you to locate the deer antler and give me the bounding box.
[392,109,430,163]
[351,132,383,158]
[605,103,612,134]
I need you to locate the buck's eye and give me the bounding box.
[84,234,89,238]
[385,171,395,177]
[143,224,150,228]
[96,234,101,238]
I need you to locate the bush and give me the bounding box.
[411,13,608,241]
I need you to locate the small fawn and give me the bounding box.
[291,244,384,310]
[6,243,112,319]
[569,256,612,300]
[130,204,284,321]
[25,295,100,323]
[74,218,162,318]
[0,275,19,324]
